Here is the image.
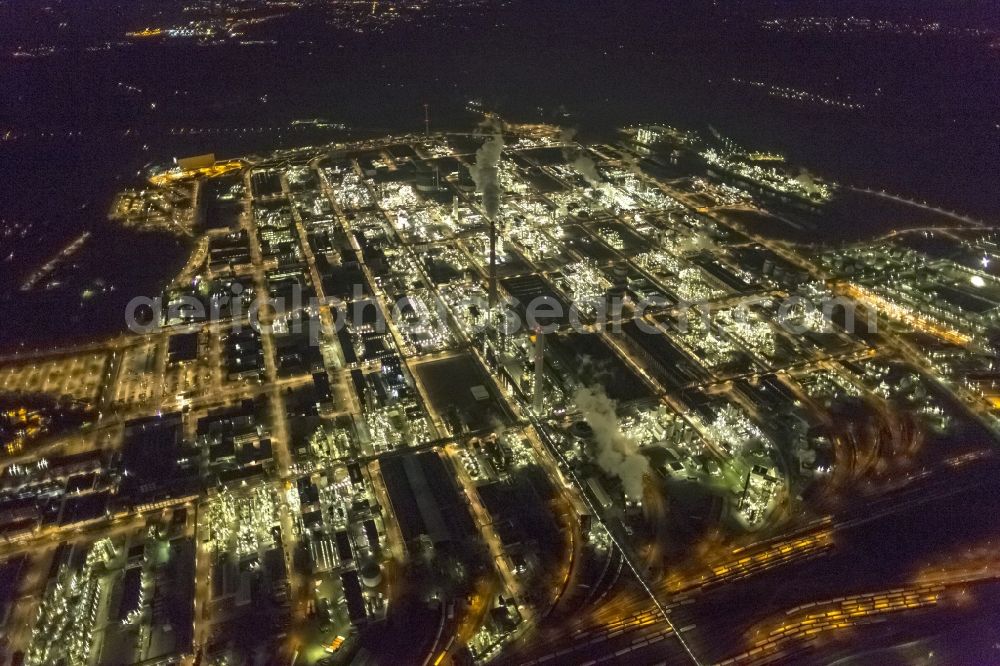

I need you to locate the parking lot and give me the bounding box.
[0,352,109,402]
[113,342,159,408]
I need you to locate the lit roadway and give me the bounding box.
[3,130,997,665]
[444,442,532,624]
[185,500,214,666]
[662,177,1000,451]
[849,186,985,227]
[462,322,703,664]
[283,166,340,369]
[241,168,309,661]
[0,497,199,664]
[312,140,633,659]
[498,451,1000,665]
[319,154,453,441]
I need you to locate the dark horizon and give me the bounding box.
[1,2,999,665]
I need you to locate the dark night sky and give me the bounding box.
[1,0,998,347]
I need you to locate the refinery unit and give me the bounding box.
[2,120,1000,666]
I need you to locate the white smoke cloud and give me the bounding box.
[796,169,820,194]
[573,385,650,500]
[560,127,602,189]
[573,154,602,188]
[470,120,504,220]
[622,152,644,177]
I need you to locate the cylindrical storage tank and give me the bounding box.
[361,561,382,588]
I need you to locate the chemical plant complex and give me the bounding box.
[3,120,1000,666]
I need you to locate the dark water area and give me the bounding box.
[0,223,189,354]
[2,0,999,351]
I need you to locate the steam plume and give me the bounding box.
[574,154,602,188]
[622,153,644,177]
[573,386,649,500]
[470,121,504,219]
[560,127,602,189]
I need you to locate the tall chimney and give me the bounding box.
[533,329,545,410]
[489,216,498,311]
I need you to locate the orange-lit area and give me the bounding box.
[148,160,244,187]
[568,586,644,629]
[458,578,497,643]
[433,576,497,666]
[501,587,670,665]
[911,540,1000,585]
[839,283,972,346]
[662,527,835,594]
[503,123,566,141]
[728,557,1000,665]
[126,27,163,38]
[7,108,1000,666]
[593,607,664,634]
[2,407,42,454]
[731,585,947,664]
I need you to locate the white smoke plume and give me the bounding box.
[795,169,820,195]
[470,120,504,220]
[573,385,650,500]
[622,152,644,177]
[573,154,602,188]
[560,127,602,189]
